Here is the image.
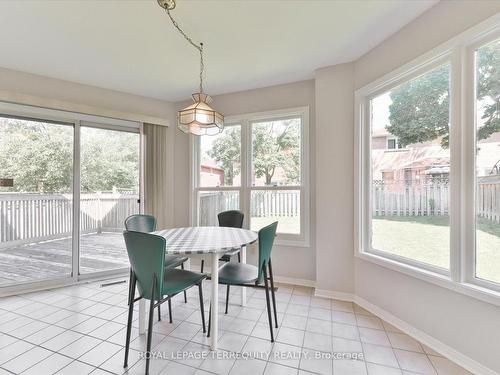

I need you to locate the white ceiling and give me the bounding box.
[0,0,436,102]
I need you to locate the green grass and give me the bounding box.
[250,216,300,234]
[372,215,500,284]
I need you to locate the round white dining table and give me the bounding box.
[137,226,258,350]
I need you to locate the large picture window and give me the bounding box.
[475,37,500,285]
[357,20,500,303]
[193,108,309,245]
[370,64,451,271]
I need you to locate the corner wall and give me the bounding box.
[314,63,355,295]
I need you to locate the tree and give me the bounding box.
[0,119,139,193]
[0,119,73,193]
[252,120,300,185]
[387,64,450,148]
[208,119,300,186]
[386,41,500,147]
[207,127,241,185]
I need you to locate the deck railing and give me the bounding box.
[0,192,138,247]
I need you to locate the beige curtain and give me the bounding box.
[143,123,172,229]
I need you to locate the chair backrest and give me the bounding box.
[125,214,157,233]
[123,230,165,301]
[257,221,278,284]
[218,210,244,228]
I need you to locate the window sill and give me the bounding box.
[355,250,500,308]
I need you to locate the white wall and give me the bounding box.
[353,1,500,373]
[174,80,317,282]
[0,66,176,120]
[314,63,355,295]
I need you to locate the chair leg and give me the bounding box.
[207,303,211,337]
[198,283,206,333]
[168,299,173,324]
[123,272,136,368]
[200,260,204,273]
[127,268,133,306]
[268,259,278,328]
[157,304,161,322]
[225,285,230,314]
[263,264,274,343]
[237,252,241,263]
[145,275,157,375]
[180,263,187,303]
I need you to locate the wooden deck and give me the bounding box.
[0,232,129,285]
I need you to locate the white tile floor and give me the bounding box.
[0,279,472,375]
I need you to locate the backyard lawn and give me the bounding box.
[372,216,500,284]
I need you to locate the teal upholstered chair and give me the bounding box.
[208,221,278,342]
[200,210,244,313]
[124,214,188,322]
[123,231,206,375]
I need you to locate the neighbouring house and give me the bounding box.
[200,160,225,186]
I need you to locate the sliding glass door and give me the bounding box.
[0,106,142,289]
[79,125,140,275]
[0,116,74,286]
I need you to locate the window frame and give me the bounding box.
[355,13,500,306]
[191,106,310,247]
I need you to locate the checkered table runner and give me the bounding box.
[153,226,258,255]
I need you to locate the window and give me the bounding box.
[357,19,500,303]
[387,138,404,150]
[196,125,241,226]
[369,64,451,271]
[193,108,309,245]
[250,117,302,234]
[387,138,397,149]
[475,37,500,285]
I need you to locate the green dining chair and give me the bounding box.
[124,214,189,322]
[123,230,206,375]
[208,221,278,342]
[200,210,244,314]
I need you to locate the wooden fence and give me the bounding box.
[0,192,138,247]
[250,190,300,218]
[372,180,450,216]
[199,190,300,226]
[373,176,500,220]
[477,175,500,222]
[199,191,239,226]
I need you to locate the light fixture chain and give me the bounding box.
[165,8,204,93]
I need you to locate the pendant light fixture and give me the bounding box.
[158,0,224,135]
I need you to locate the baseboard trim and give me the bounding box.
[314,288,355,302]
[352,295,498,375]
[274,276,316,288]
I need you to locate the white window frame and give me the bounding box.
[191,106,310,247]
[355,13,500,307]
